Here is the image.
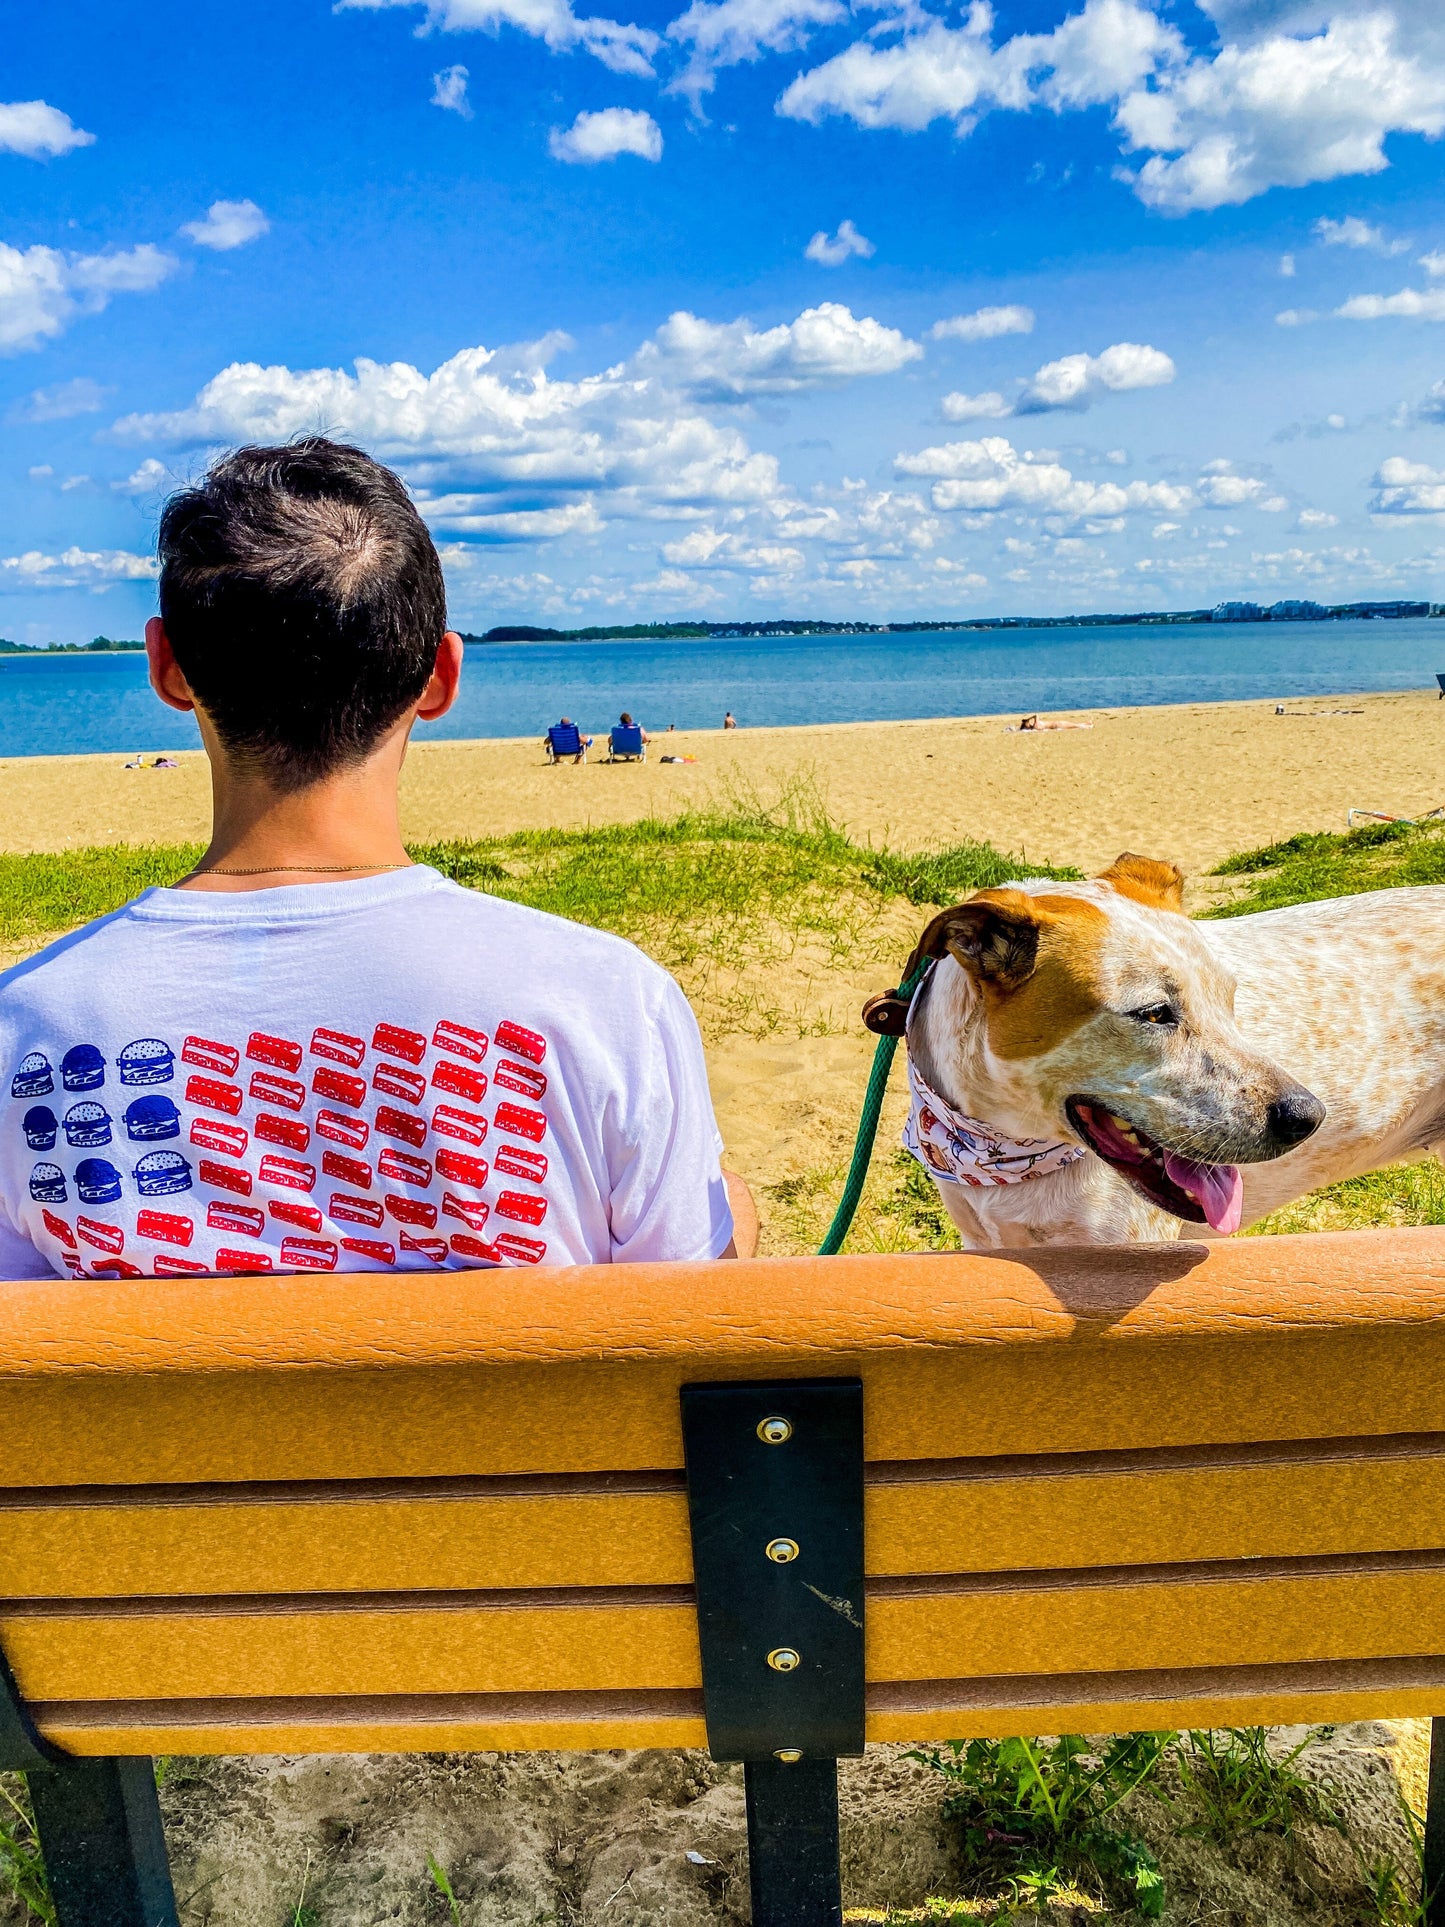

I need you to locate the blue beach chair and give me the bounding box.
[608,723,646,762]
[545,722,588,763]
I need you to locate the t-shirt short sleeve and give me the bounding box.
[605,975,734,1264]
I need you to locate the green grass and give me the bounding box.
[1247,1157,1445,1237]
[0,845,205,946]
[0,788,1077,959]
[910,1734,1172,1917]
[1205,817,1445,917]
[1170,1727,1341,1844]
[0,1774,53,1925]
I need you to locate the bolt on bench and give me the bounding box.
[8,1227,1445,1925]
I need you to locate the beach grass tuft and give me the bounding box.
[1206,817,1445,917]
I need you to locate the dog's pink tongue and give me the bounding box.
[1163,1153,1244,1233]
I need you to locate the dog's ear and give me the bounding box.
[929,890,1043,990]
[1098,852,1185,913]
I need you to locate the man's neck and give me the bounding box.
[178,736,412,893]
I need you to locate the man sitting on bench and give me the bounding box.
[0,438,754,1279]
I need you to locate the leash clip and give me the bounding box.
[861,988,912,1038]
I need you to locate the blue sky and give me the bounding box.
[3,0,1443,638]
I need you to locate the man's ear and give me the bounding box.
[1098,852,1185,913]
[931,889,1043,990]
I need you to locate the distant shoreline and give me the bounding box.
[467,599,1441,644]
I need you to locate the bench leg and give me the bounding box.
[744,1756,842,1927]
[1426,1718,1445,1927]
[26,1757,179,1927]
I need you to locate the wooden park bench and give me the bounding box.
[7,1224,1445,1925]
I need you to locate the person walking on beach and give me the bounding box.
[0,437,755,1280]
[723,710,737,729]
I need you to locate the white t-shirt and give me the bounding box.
[0,867,733,1281]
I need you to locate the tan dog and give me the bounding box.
[870,855,1445,1247]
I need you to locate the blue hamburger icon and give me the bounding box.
[61,1045,106,1092]
[12,1053,53,1099]
[64,1101,112,1149]
[29,1162,66,1203]
[76,1158,123,1205]
[23,1106,57,1150]
[118,1039,175,1086]
[134,1149,192,1196]
[125,1094,180,1142]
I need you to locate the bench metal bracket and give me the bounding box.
[681,1376,864,1927]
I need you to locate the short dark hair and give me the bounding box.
[157,438,447,789]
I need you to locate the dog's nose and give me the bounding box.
[1267,1087,1326,1147]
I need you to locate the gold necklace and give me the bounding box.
[181,861,415,879]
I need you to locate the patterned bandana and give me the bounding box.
[901,972,1086,1188]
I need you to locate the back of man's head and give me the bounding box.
[158,438,447,791]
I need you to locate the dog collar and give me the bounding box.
[901,970,1085,1188]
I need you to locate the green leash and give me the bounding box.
[817,959,930,1255]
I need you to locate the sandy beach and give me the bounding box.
[1,686,1439,878]
[4,686,1440,1250]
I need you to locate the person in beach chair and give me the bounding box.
[545,717,591,763]
[0,437,756,1282]
[607,712,648,762]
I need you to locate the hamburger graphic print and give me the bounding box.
[8,1019,552,1277]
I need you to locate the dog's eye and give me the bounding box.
[1128,1003,1178,1027]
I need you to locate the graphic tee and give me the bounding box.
[0,867,733,1280]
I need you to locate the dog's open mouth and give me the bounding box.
[1065,1097,1244,1233]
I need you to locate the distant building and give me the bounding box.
[1267,600,1326,620]
[1212,601,1264,621]
[1343,600,1430,619]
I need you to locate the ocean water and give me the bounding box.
[0,619,1440,759]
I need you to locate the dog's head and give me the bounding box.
[886,853,1324,1232]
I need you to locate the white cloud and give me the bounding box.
[634,301,921,397]
[804,218,873,265]
[0,242,177,356]
[337,0,659,76]
[929,303,1034,342]
[1371,454,1445,516]
[549,107,662,162]
[777,0,1445,215]
[1275,307,1319,324]
[180,199,270,251]
[894,433,1194,519]
[1017,340,1175,411]
[1297,507,1338,527]
[668,0,844,101]
[9,376,110,421]
[1279,252,1296,275]
[1118,15,1445,212]
[0,101,95,159]
[0,547,157,591]
[420,499,604,539]
[1314,214,1409,252]
[662,527,806,570]
[108,334,793,530]
[1195,461,1277,507]
[113,457,172,495]
[1422,250,1445,277]
[431,64,473,115]
[1400,377,1445,425]
[1336,284,1445,319]
[942,389,1012,419]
